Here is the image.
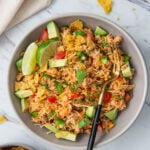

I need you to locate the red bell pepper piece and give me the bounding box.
[40,28,49,42]
[103,91,112,104]
[124,92,131,102]
[89,57,93,64]
[71,92,80,98]
[29,94,36,99]
[117,76,122,81]
[48,96,56,103]
[98,124,103,134]
[87,30,94,41]
[71,93,80,99]
[87,88,91,93]
[55,51,65,59]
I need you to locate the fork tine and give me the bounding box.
[115,50,120,72]
[113,63,116,72]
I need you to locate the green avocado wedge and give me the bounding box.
[15,90,33,98]
[44,123,77,141]
[21,98,29,112]
[104,108,118,121]
[47,21,60,39]
[16,58,23,70]
[95,26,108,36]
[86,106,96,118]
[36,40,62,68]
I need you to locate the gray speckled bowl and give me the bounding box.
[7,13,148,149]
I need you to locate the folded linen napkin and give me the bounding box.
[0,0,52,35]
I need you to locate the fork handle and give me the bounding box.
[87,104,102,150]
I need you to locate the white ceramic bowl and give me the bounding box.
[7,13,148,149]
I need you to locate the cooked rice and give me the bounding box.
[14,20,134,135]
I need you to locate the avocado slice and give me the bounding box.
[16,58,23,70]
[78,118,90,128]
[47,21,60,39]
[36,40,62,67]
[73,30,86,36]
[44,123,59,133]
[15,90,33,98]
[95,26,108,36]
[44,123,77,141]
[54,118,65,128]
[104,108,118,121]
[122,62,132,78]
[49,59,67,68]
[86,106,96,118]
[21,98,29,112]
[100,56,108,64]
[55,131,77,141]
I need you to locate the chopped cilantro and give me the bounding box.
[112,95,124,100]
[43,73,54,79]
[40,84,49,91]
[87,89,102,98]
[31,112,38,118]
[48,111,56,119]
[75,70,86,90]
[95,82,99,88]
[100,50,106,55]
[107,86,111,91]
[122,54,130,63]
[54,81,64,94]
[102,41,108,48]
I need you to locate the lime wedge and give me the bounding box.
[22,42,38,75]
[36,40,62,67]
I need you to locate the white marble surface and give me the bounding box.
[0,0,150,149]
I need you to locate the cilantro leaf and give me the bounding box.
[48,111,56,119]
[112,95,124,100]
[95,82,99,88]
[43,73,54,79]
[102,41,108,48]
[31,112,38,118]
[40,84,49,91]
[122,54,130,63]
[54,81,64,94]
[75,70,86,90]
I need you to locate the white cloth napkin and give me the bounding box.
[0,0,52,35]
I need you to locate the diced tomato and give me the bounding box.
[124,92,131,102]
[40,28,49,42]
[87,30,94,41]
[55,51,65,59]
[117,76,122,81]
[30,94,36,99]
[89,57,93,64]
[48,96,56,103]
[90,33,94,41]
[71,93,80,99]
[87,88,91,93]
[98,124,103,134]
[103,91,112,104]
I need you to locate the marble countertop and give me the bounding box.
[0,0,150,149]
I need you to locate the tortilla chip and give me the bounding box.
[97,0,112,14]
[0,115,7,124]
[69,20,83,31]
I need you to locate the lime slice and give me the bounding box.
[22,42,38,75]
[36,40,62,67]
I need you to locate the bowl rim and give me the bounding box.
[6,13,148,149]
[0,143,33,150]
